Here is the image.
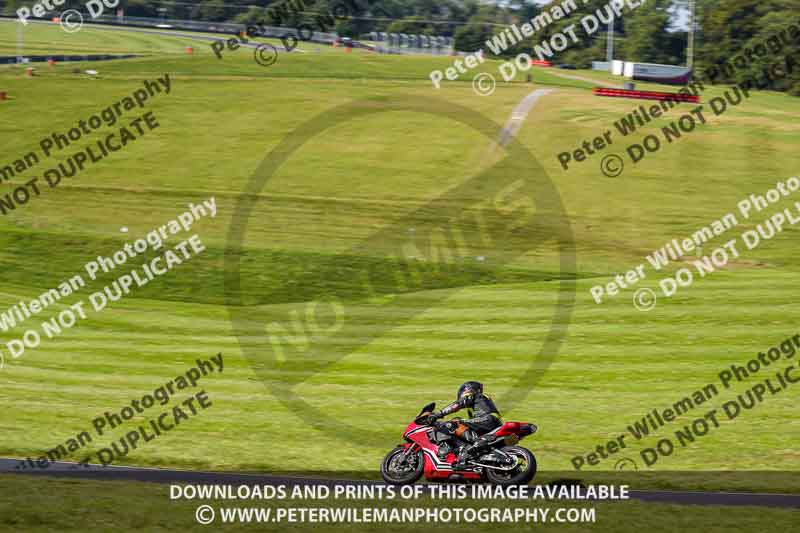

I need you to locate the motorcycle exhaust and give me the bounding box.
[469,460,519,471]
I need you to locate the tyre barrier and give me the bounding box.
[593,87,700,103]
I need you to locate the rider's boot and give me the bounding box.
[454,436,490,470]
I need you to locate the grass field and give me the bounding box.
[1,20,799,490]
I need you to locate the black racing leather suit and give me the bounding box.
[435,392,502,443]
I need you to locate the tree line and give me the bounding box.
[2,0,797,93]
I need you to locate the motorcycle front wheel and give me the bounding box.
[380,446,424,485]
[485,446,537,485]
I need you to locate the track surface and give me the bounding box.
[2,459,799,508]
[497,88,555,147]
[547,69,623,88]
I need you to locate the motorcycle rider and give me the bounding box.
[430,381,502,470]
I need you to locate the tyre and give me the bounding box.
[380,446,424,485]
[485,446,537,485]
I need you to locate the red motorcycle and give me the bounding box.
[381,402,538,485]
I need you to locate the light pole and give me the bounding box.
[687,0,696,69]
[16,21,24,64]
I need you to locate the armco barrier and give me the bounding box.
[0,54,138,64]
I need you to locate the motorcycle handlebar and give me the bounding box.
[415,413,435,425]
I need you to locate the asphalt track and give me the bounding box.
[497,88,555,147]
[547,69,623,88]
[2,459,799,508]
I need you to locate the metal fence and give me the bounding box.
[1,13,454,56]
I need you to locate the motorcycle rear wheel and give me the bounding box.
[485,446,537,485]
[380,446,424,485]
